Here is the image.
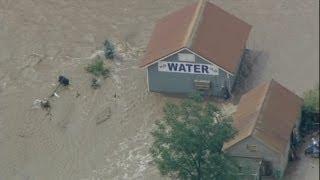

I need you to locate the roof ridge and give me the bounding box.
[253,79,303,154]
[250,81,285,155]
[183,0,207,47]
[250,81,273,136]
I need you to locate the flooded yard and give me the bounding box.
[0,0,318,179]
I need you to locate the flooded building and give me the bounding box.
[140,0,251,97]
[223,80,303,179]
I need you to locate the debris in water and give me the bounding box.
[96,107,112,125]
[53,92,60,98]
[32,99,51,110]
[32,99,42,109]
[91,78,101,89]
[58,75,70,86]
[41,99,51,109]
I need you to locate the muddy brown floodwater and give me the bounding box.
[0,0,318,179]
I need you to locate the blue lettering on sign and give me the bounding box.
[168,63,178,71]
[158,61,218,75]
[202,65,209,74]
[185,64,192,72]
[178,64,186,72]
[194,65,200,73]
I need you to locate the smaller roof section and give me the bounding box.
[223,80,303,155]
[140,0,252,74]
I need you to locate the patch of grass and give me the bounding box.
[86,59,109,78]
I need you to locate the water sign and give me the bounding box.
[158,61,219,75]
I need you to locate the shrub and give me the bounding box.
[299,84,319,135]
[104,40,115,60]
[86,59,109,78]
[303,84,319,113]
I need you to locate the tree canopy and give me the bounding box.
[303,84,319,113]
[150,94,239,180]
[300,84,319,135]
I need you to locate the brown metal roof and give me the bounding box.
[190,2,251,73]
[223,80,303,155]
[223,82,269,150]
[140,0,252,74]
[140,3,198,68]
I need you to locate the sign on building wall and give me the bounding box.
[158,61,219,75]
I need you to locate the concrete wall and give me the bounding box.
[147,49,234,97]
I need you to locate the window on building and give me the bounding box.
[194,80,210,91]
[178,53,195,62]
[247,144,258,152]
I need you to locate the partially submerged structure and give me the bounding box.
[140,0,251,97]
[223,80,303,178]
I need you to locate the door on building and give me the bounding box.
[260,160,273,176]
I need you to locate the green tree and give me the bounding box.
[300,84,319,135]
[303,84,319,113]
[150,94,239,180]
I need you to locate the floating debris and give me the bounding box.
[96,107,112,125]
[91,78,101,89]
[32,99,50,110]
